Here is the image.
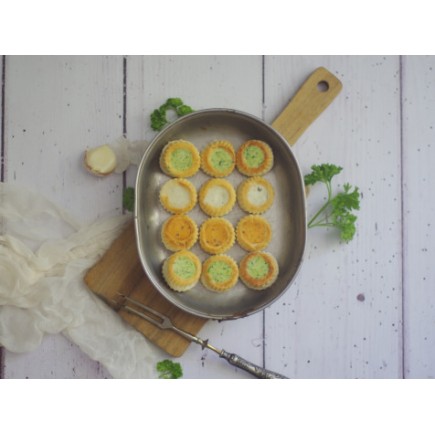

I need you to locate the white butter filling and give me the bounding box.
[161,181,191,208]
[247,183,268,206]
[204,186,229,207]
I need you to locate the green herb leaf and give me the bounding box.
[165,97,184,108]
[150,98,194,131]
[150,108,168,132]
[123,187,135,212]
[156,359,183,379]
[305,164,360,242]
[176,104,194,116]
[304,163,342,186]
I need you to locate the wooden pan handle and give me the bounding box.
[271,67,342,145]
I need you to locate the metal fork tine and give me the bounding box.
[115,294,205,344]
[115,294,173,329]
[124,296,171,324]
[122,305,165,329]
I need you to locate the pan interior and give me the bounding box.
[135,109,306,319]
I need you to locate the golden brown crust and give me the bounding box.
[199,217,235,255]
[239,251,279,291]
[159,178,197,214]
[236,215,272,252]
[159,140,200,178]
[237,176,274,214]
[236,140,274,176]
[199,178,236,217]
[201,254,239,293]
[162,250,202,292]
[161,214,198,251]
[201,140,235,177]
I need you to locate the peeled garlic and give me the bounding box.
[84,144,117,176]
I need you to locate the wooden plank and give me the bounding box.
[263,56,403,378]
[402,55,435,378]
[126,55,265,377]
[3,55,124,378]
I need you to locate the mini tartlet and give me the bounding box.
[239,251,279,290]
[199,178,236,217]
[162,250,202,292]
[199,217,235,255]
[201,255,239,293]
[237,176,274,214]
[236,139,274,176]
[236,215,272,252]
[159,178,197,214]
[160,139,200,178]
[161,214,198,251]
[201,140,235,177]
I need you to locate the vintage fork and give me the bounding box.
[116,295,288,379]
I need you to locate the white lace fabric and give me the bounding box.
[0,182,165,378]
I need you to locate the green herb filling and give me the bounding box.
[208,261,233,283]
[210,149,233,172]
[247,255,269,279]
[243,145,265,168]
[173,256,197,279]
[170,149,193,171]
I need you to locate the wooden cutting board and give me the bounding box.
[84,67,342,357]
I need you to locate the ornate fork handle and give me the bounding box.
[220,350,288,379]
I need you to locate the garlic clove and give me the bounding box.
[84,144,117,176]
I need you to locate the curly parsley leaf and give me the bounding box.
[150,98,194,131]
[122,187,135,212]
[305,164,360,242]
[304,163,342,186]
[150,108,169,131]
[156,359,183,379]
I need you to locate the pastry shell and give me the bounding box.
[161,214,198,251]
[160,139,200,178]
[201,140,235,177]
[236,139,274,176]
[239,251,279,291]
[199,178,236,217]
[199,217,235,255]
[159,178,197,214]
[201,254,239,293]
[236,215,272,252]
[162,250,202,292]
[237,176,274,214]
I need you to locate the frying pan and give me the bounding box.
[135,67,342,320]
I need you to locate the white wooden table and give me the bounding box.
[1,55,434,379]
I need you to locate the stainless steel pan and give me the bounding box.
[134,67,342,320]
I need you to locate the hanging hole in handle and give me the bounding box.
[317,80,329,92]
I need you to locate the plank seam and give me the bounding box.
[1,55,5,182]
[0,55,5,378]
[122,55,128,210]
[399,54,405,379]
[123,55,127,138]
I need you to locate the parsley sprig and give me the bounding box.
[150,98,194,131]
[156,359,183,379]
[304,164,360,242]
